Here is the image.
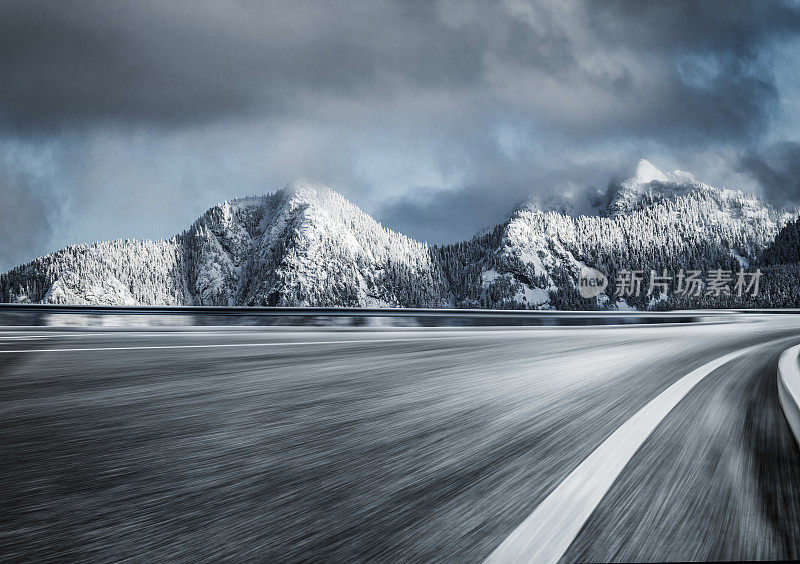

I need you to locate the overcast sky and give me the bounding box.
[2,0,800,270]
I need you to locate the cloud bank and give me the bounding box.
[1,0,800,269]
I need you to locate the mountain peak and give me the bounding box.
[284,181,333,200]
[634,159,670,184]
[604,159,700,216]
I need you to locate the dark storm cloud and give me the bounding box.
[1,0,798,139]
[0,0,485,130]
[739,143,800,207]
[0,155,55,270]
[378,183,523,245]
[585,0,800,50]
[571,0,800,139]
[1,0,800,270]
[375,140,610,243]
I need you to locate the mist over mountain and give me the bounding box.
[3,160,799,310]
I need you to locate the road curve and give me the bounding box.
[561,341,800,563]
[485,342,776,564]
[1,316,799,562]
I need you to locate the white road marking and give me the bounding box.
[0,331,263,340]
[0,332,136,340]
[0,335,472,354]
[484,342,766,564]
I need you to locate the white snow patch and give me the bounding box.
[482,269,503,286]
[635,159,670,184]
[614,298,638,311]
[522,285,551,306]
[730,249,750,269]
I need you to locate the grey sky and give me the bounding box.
[2,0,800,269]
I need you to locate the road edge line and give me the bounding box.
[778,344,800,446]
[483,343,763,564]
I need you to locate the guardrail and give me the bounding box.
[0,303,737,327]
[777,344,800,446]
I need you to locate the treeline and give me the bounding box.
[2,181,800,310]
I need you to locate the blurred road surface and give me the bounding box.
[1,315,800,562]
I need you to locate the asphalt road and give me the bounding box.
[1,316,800,562]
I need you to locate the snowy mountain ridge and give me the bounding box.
[442,159,794,309]
[603,159,761,218]
[2,162,797,309]
[2,182,445,307]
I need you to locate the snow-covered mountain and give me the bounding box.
[454,159,793,309]
[184,183,446,307]
[2,183,446,307]
[2,161,797,309]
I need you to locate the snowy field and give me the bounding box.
[1,316,800,562]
